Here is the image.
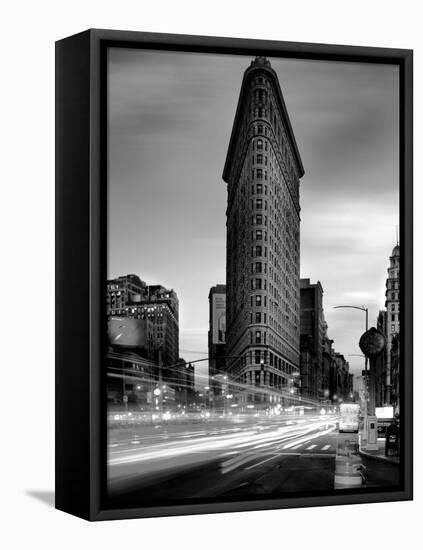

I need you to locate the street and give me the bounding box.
[107,413,400,507]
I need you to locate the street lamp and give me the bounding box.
[334,304,369,447]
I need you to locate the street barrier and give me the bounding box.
[334,439,365,489]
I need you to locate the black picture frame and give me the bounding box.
[55,28,413,521]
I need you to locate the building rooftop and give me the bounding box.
[392,244,400,257]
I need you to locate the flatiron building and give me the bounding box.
[222,56,304,403]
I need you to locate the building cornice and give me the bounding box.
[223,59,305,183]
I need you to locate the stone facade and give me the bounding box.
[107,274,179,378]
[384,245,400,403]
[300,278,325,401]
[222,57,304,404]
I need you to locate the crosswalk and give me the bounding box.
[220,442,335,474]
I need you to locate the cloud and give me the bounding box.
[108,49,399,377]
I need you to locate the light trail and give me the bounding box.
[108,416,337,475]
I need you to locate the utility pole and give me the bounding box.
[334,305,369,449]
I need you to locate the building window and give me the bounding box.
[255,312,261,323]
[256,199,263,209]
[255,230,263,240]
[256,295,262,306]
[255,331,261,344]
[257,169,263,179]
[256,183,263,194]
[257,125,263,134]
[255,278,262,290]
[257,139,263,150]
[255,245,262,257]
[257,154,263,164]
[255,350,261,364]
[255,262,262,273]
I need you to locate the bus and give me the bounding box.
[339,403,360,433]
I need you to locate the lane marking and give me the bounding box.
[306,444,316,450]
[321,445,331,451]
[292,444,304,450]
[221,453,263,474]
[282,424,336,449]
[245,453,280,470]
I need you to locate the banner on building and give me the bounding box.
[212,293,226,344]
[108,317,149,348]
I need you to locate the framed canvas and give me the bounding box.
[55,29,413,521]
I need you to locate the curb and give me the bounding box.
[358,449,399,465]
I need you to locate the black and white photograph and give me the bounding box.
[105,47,404,508]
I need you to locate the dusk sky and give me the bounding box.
[107,48,399,383]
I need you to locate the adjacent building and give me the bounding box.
[384,244,400,404]
[222,56,305,404]
[299,278,325,401]
[107,274,179,391]
[371,244,401,414]
[332,352,351,403]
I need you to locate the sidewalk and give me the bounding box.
[359,438,400,465]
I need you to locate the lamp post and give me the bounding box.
[334,305,369,447]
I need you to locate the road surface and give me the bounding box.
[107,414,400,507]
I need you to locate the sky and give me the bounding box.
[107,48,399,383]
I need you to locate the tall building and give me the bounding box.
[107,274,146,312]
[384,244,400,403]
[390,333,400,415]
[372,309,388,408]
[222,56,305,403]
[299,278,325,400]
[208,285,227,378]
[107,275,179,378]
[321,322,334,402]
[332,352,351,402]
